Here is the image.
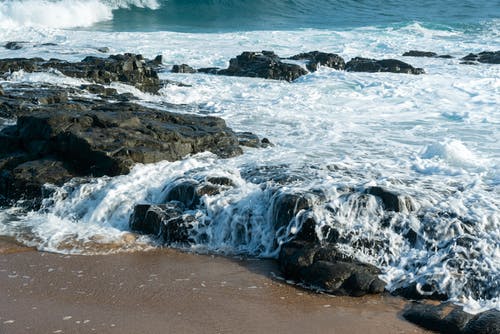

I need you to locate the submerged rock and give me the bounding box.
[346,57,425,74]
[4,42,25,50]
[403,50,438,58]
[217,51,307,81]
[289,51,345,72]
[461,51,500,64]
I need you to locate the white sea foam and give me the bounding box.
[0,0,159,29]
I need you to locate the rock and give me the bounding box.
[164,180,200,210]
[172,64,197,73]
[206,176,234,187]
[403,50,438,57]
[402,302,474,334]
[4,42,25,50]
[97,47,110,53]
[0,54,161,93]
[464,309,500,334]
[279,240,385,296]
[346,57,425,74]
[271,192,312,231]
[0,85,3,96]
[197,67,220,74]
[80,84,117,96]
[0,158,74,201]
[0,83,244,203]
[217,51,308,81]
[461,51,500,64]
[366,186,415,212]
[129,203,194,244]
[289,51,345,72]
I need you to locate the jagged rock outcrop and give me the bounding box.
[0,84,249,204]
[461,51,500,64]
[346,57,425,74]
[0,53,162,93]
[289,51,346,72]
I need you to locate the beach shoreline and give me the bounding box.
[0,240,427,333]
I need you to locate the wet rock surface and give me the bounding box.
[461,51,500,64]
[346,57,425,74]
[279,240,386,296]
[288,51,346,72]
[217,51,308,81]
[403,50,453,58]
[0,82,252,204]
[403,302,500,334]
[0,53,162,93]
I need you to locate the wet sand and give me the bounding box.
[0,240,427,334]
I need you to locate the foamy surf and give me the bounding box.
[0,0,159,29]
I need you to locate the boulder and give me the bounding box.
[271,192,312,231]
[402,302,474,334]
[164,180,201,210]
[279,240,385,296]
[461,51,500,64]
[403,50,438,57]
[464,310,500,334]
[289,51,345,72]
[217,51,308,81]
[4,42,24,50]
[172,64,197,73]
[346,57,425,74]
[403,302,499,334]
[129,203,194,244]
[366,186,416,212]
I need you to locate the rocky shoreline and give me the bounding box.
[1,50,499,333]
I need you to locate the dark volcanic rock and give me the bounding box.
[0,54,161,93]
[403,302,499,334]
[279,240,385,296]
[289,51,346,72]
[271,192,312,231]
[461,51,500,64]
[236,132,273,148]
[0,84,245,203]
[403,50,438,57]
[402,302,474,334]
[164,180,201,210]
[4,42,25,50]
[217,51,308,81]
[366,186,415,212]
[172,64,197,73]
[130,203,194,244]
[464,310,500,334]
[346,57,425,74]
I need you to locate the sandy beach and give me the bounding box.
[0,239,427,334]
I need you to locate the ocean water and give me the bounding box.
[0,0,499,314]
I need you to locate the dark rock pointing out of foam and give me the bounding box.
[0,53,161,93]
[173,50,424,81]
[461,51,500,64]
[403,302,500,334]
[346,57,425,74]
